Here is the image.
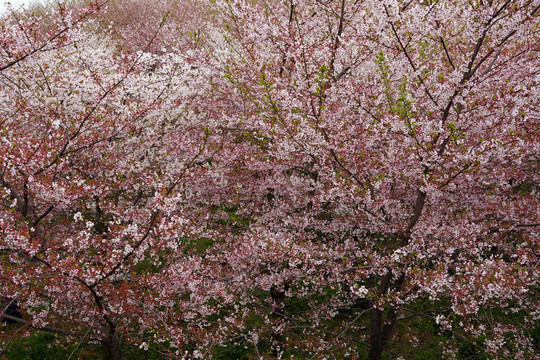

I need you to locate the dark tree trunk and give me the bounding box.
[270,285,288,358]
[368,272,405,360]
[102,331,123,360]
[368,307,384,360]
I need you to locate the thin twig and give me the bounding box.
[67,327,92,360]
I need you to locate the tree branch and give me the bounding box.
[0,1,107,72]
[0,314,83,337]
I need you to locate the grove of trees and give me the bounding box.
[1,0,539,359]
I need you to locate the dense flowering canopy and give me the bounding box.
[0,2,234,357]
[1,0,539,359]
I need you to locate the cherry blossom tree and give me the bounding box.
[85,0,212,53]
[0,3,235,359]
[1,0,539,359]
[209,0,540,358]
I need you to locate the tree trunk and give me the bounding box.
[368,307,384,360]
[102,331,123,360]
[368,272,405,360]
[270,285,287,358]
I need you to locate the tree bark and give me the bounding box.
[270,285,287,359]
[102,331,123,360]
[368,307,384,360]
[368,272,405,360]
